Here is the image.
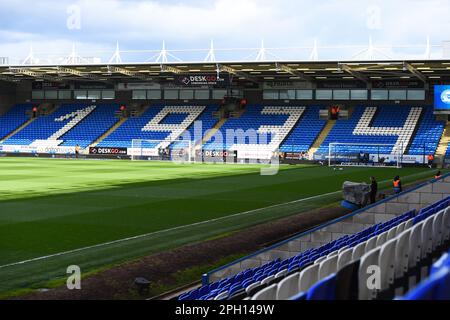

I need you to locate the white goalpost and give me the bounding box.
[328,142,404,168]
[130,139,194,163]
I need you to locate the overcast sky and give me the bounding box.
[0,0,449,62]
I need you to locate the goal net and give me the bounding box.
[130,139,194,163]
[328,142,403,168]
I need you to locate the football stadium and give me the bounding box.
[1,0,450,311]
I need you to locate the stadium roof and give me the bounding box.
[1,59,449,84]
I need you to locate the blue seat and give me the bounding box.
[402,268,450,300]
[306,274,337,300]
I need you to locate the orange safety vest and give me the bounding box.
[393,180,400,188]
[428,155,434,161]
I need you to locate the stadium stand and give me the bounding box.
[3,104,120,148]
[316,105,444,156]
[0,103,32,140]
[409,106,446,155]
[279,106,326,153]
[179,196,450,301]
[98,105,219,148]
[0,103,447,163]
[202,105,322,155]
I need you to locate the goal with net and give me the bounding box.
[130,139,194,163]
[328,142,404,168]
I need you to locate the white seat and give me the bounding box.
[338,246,349,254]
[408,222,423,269]
[327,251,338,258]
[214,291,229,300]
[358,247,381,300]
[276,272,300,300]
[275,269,287,280]
[443,208,450,242]
[386,227,397,242]
[261,275,275,285]
[252,284,277,300]
[376,231,388,247]
[421,216,434,259]
[395,229,411,279]
[245,282,261,295]
[319,255,338,279]
[337,247,354,270]
[404,219,414,231]
[298,263,320,293]
[433,211,444,250]
[352,242,366,260]
[314,256,327,265]
[379,239,397,291]
[365,236,377,253]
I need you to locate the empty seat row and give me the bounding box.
[179,196,450,301]
[249,197,450,300]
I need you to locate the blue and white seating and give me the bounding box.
[317,105,444,156]
[179,196,450,301]
[3,104,119,148]
[0,104,32,140]
[409,106,445,155]
[203,106,324,157]
[99,105,219,149]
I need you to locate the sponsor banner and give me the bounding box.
[127,148,159,157]
[263,81,312,89]
[196,150,237,158]
[0,145,75,154]
[75,82,114,90]
[284,152,302,160]
[313,153,426,164]
[117,82,161,90]
[236,150,274,160]
[89,147,128,155]
[175,74,230,88]
[41,146,75,154]
[316,81,366,89]
[372,80,424,89]
[371,154,426,164]
[435,85,450,110]
[32,81,71,90]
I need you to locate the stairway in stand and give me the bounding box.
[435,121,450,167]
[89,117,128,148]
[0,118,36,143]
[307,120,337,160]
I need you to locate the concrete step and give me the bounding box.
[308,120,337,159]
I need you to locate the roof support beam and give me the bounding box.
[338,63,369,84]
[403,62,427,83]
[57,67,100,80]
[9,67,59,81]
[107,66,150,80]
[275,63,313,81]
[217,64,258,83]
[160,65,183,74]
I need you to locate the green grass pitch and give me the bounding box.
[0,157,439,296]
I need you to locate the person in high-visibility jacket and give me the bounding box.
[428,154,435,168]
[393,176,402,194]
